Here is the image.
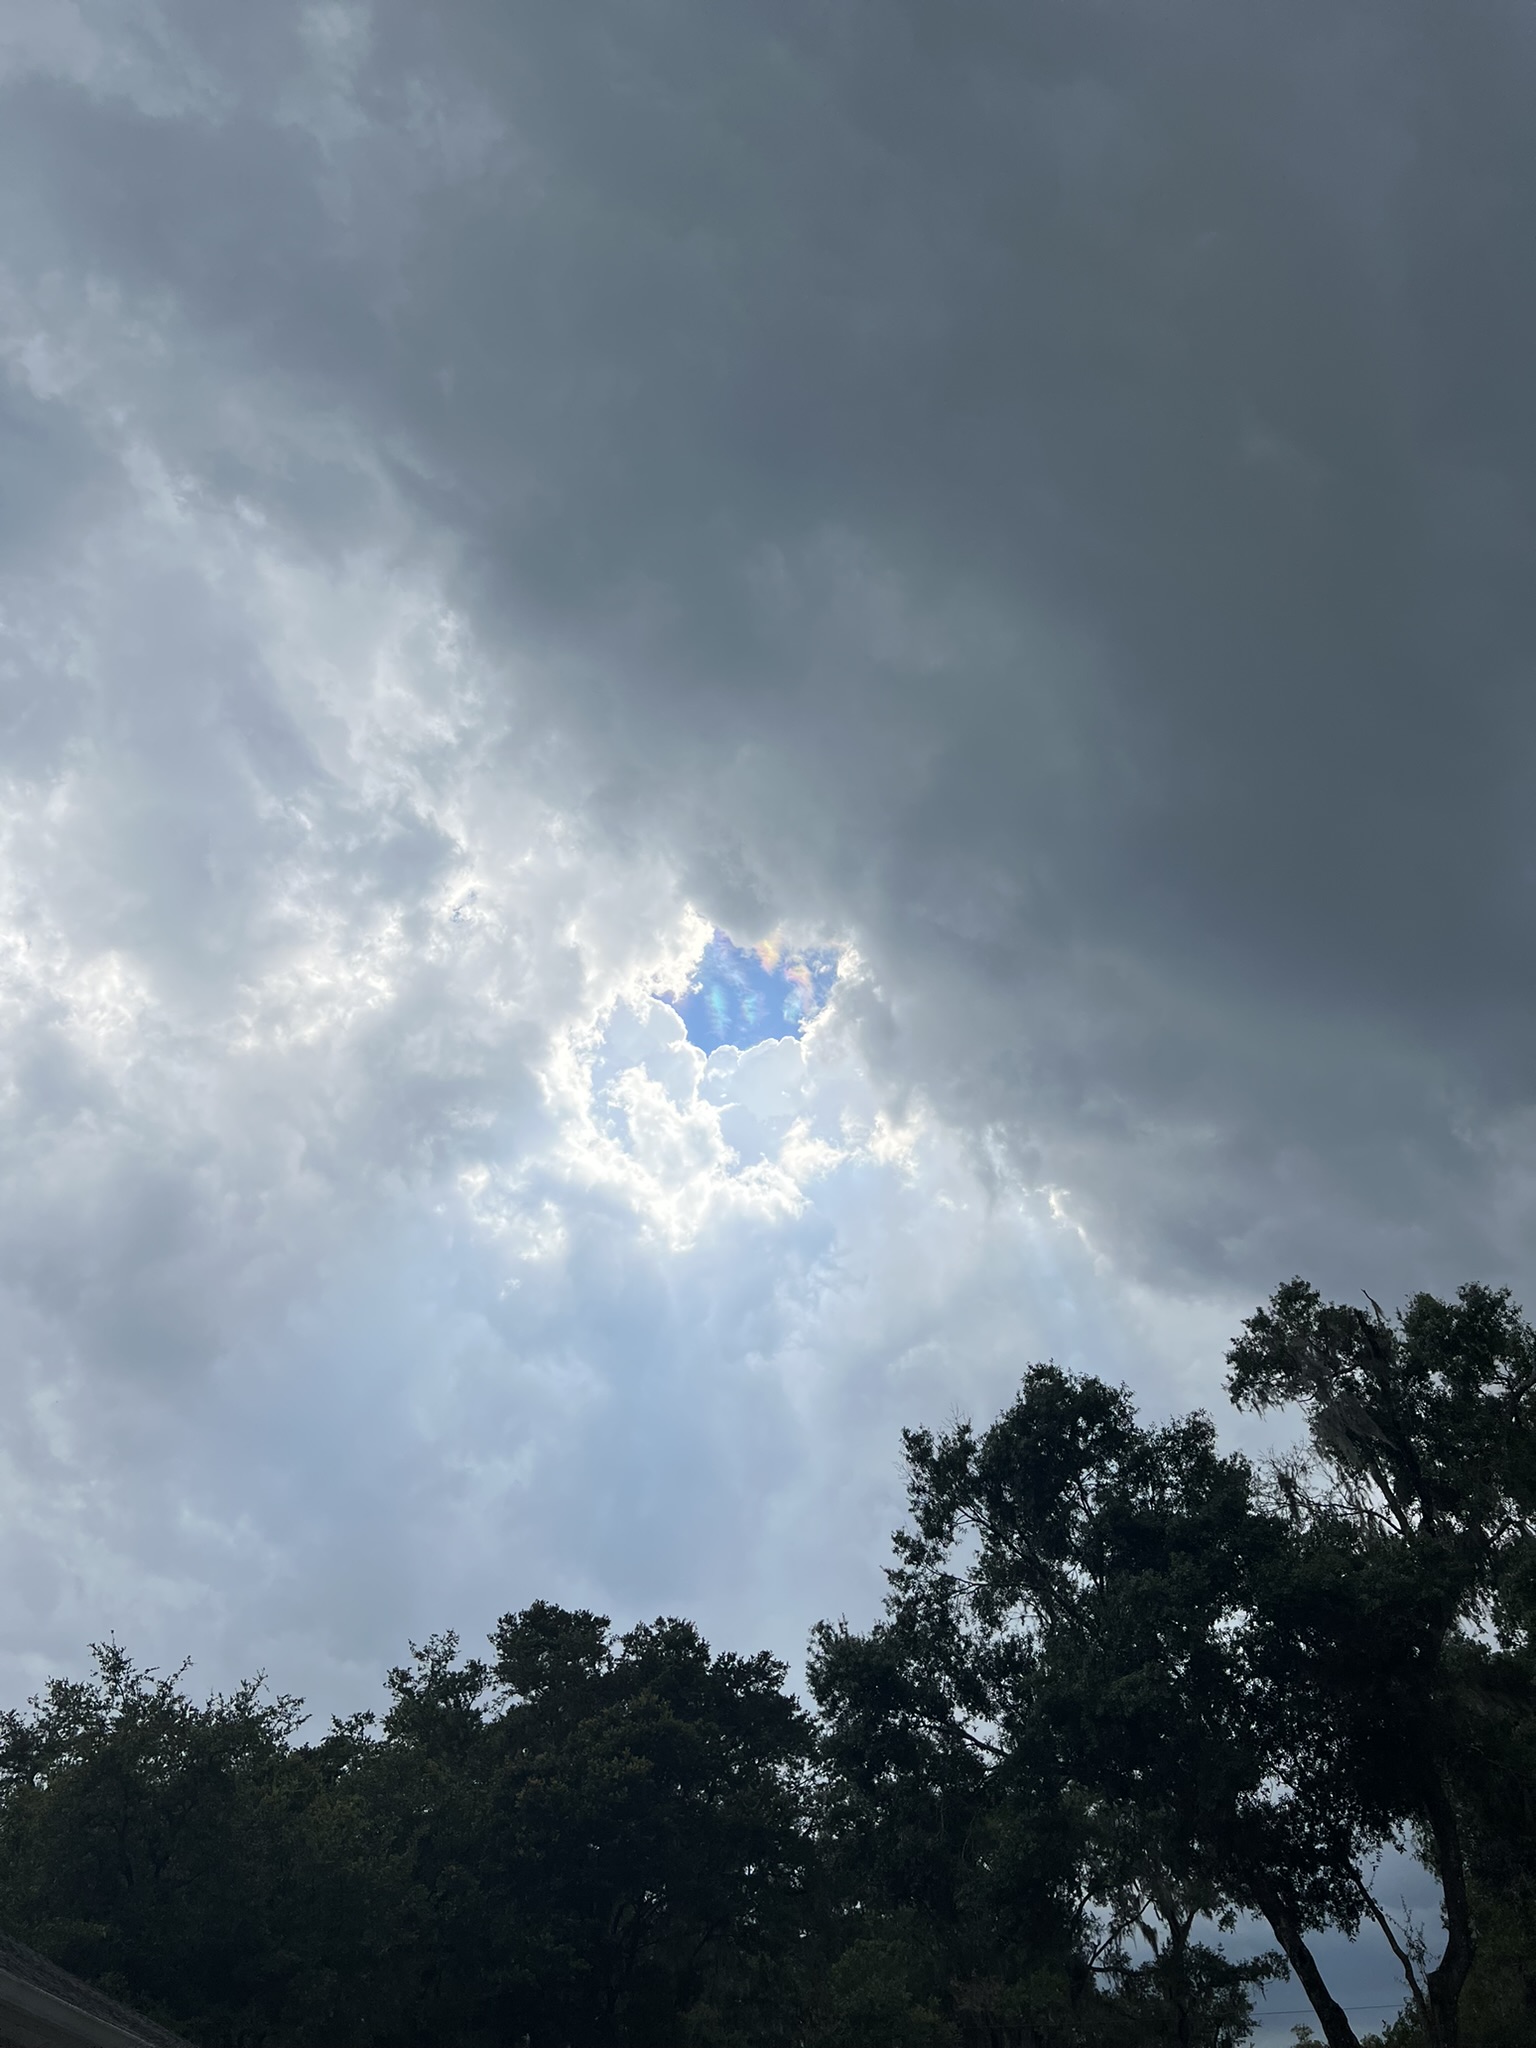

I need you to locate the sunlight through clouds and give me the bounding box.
[0,357,1210,1717]
[3,16,1527,1888]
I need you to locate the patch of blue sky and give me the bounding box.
[670,932,839,1052]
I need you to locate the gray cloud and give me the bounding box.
[11,0,1534,1294]
[2,0,1536,1750]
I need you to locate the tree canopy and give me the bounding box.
[1,1281,1532,2048]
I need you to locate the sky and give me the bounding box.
[1,3,1533,2028]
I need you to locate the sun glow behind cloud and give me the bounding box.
[0,0,1271,1735]
[4,13,1523,2026]
[0,407,1230,1724]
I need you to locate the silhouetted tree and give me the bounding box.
[816,1279,1536,2048]
[3,1281,1532,2048]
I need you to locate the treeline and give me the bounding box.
[2,1282,1534,2048]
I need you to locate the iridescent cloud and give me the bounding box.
[669,933,839,1052]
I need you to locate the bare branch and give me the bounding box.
[1349,1866,1429,2029]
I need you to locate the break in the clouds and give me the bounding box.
[3,0,1536,1776]
[672,933,839,1051]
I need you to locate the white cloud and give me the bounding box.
[0,402,1235,1717]
[1,12,1532,1870]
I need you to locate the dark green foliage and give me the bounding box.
[1228,1282,1536,2048]
[0,1615,813,2048]
[811,1371,1287,2048]
[0,1642,408,2042]
[813,1281,1536,2048]
[0,1281,1532,2048]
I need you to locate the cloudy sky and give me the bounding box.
[3,0,1535,1841]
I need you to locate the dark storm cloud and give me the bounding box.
[6,2,1536,1321]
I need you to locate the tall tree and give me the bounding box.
[480,1603,816,2047]
[817,1279,1536,2048]
[811,1372,1284,2048]
[1226,1280,1536,2047]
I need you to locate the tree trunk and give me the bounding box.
[1423,1774,1475,2048]
[1250,1877,1361,2048]
[1170,1907,1195,2048]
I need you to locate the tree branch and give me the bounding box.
[1349,1866,1429,2030]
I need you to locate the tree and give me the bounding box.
[815,1279,1536,2048]
[0,1643,406,2044]
[810,1595,1101,2048]
[813,1368,1288,2048]
[0,1612,817,2048]
[483,1603,816,2047]
[1226,1280,1536,2047]
[5,1279,1530,2048]
[327,1605,816,2048]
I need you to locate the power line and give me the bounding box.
[1258,2006,1400,2015]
